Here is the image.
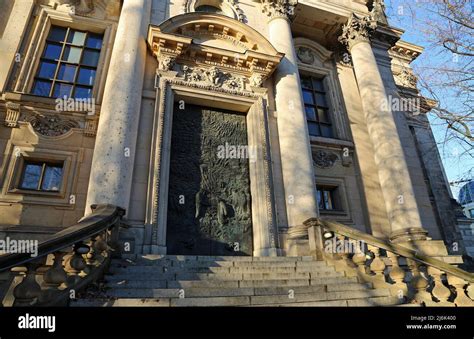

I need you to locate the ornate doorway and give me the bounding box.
[166,104,253,255]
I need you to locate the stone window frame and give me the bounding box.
[315,177,353,223]
[0,142,81,207]
[13,6,116,106]
[294,38,351,145]
[298,65,349,143]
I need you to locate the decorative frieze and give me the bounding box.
[261,0,298,21]
[338,14,377,51]
[181,65,245,91]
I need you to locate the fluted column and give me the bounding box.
[85,0,152,215]
[339,14,426,241]
[262,0,319,234]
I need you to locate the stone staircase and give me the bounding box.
[72,255,402,307]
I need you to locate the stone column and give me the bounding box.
[85,0,152,215]
[262,0,319,235]
[339,14,426,241]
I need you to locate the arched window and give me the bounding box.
[195,5,223,14]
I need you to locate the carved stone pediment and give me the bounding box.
[147,13,283,88]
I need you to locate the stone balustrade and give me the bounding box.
[0,204,124,307]
[305,218,474,306]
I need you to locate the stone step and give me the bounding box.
[71,298,171,307]
[105,271,344,281]
[129,255,314,262]
[111,259,329,269]
[108,265,337,275]
[248,289,390,306]
[101,283,372,299]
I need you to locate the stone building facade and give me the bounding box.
[0,0,469,260]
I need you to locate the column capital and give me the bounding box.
[338,13,377,51]
[261,0,298,22]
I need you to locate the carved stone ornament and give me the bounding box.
[250,73,265,87]
[4,102,21,127]
[51,0,95,15]
[261,0,298,20]
[296,47,315,65]
[181,65,244,90]
[25,114,80,137]
[182,0,246,23]
[313,149,339,169]
[394,67,418,89]
[158,56,176,71]
[338,14,377,51]
[371,0,389,25]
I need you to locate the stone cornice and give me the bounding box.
[390,40,424,63]
[260,0,298,21]
[338,13,377,51]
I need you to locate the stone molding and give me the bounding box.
[338,13,377,51]
[261,0,298,21]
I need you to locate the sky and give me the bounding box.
[384,0,474,199]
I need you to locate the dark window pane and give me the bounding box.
[320,124,333,138]
[57,64,77,82]
[305,106,316,121]
[21,163,42,190]
[62,46,82,63]
[48,26,67,42]
[37,61,57,79]
[317,108,329,123]
[315,92,328,107]
[312,78,324,92]
[43,43,62,60]
[302,90,314,105]
[32,80,52,96]
[82,49,100,67]
[86,34,103,49]
[307,122,320,136]
[66,30,86,46]
[74,86,93,99]
[301,76,312,89]
[317,190,323,209]
[53,83,72,98]
[41,165,63,191]
[77,68,96,86]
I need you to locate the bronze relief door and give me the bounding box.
[166,104,253,255]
